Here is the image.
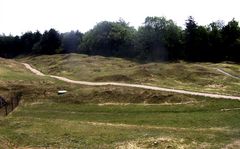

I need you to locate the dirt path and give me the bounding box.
[23,63,45,76]
[216,68,240,80]
[22,63,240,100]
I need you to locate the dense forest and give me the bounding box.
[0,16,240,62]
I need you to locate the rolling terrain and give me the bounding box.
[0,55,239,148]
[22,62,240,100]
[19,53,240,96]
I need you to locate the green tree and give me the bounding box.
[0,35,21,58]
[61,31,83,53]
[21,31,42,54]
[221,19,240,61]
[208,21,224,61]
[33,29,61,54]
[80,20,136,57]
[135,16,183,61]
[184,16,198,60]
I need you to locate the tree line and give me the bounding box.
[0,16,240,62]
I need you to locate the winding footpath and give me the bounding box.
[22,63,240,100]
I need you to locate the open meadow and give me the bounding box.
[0,54,239,148]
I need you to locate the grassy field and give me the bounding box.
[19,53,240,96]
[1,99,240,148]
[0,56,240,148]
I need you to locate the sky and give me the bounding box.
[0,0,240,35]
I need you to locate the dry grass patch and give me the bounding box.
[222,140,240,149]
[116,137,211,149]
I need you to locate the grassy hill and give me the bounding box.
[19,53,240,96]
[0,57,208,105]
[0,55,240,148]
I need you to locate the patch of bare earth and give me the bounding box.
[220,108,240,112]
[222,140,240,149]
[0,138,14,149]
[83,121,230,132]
[14,147,46,149]
[0,141,9,149]
[207,84,225,89]
[98,101,198,106]
[115,137,210,149]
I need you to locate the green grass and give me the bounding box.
[13,99,240,128]
[18,53,240,96]
[0,55,240,148]
[1,56,217,105]
[215,62,240,77]
[0,100,240,148]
